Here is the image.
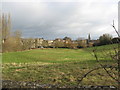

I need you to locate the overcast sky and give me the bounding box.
[2,0,119,40]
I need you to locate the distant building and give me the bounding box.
[47,40,54,46]
[35,38,44,48]
[54,38,63,42]
[31,39,36,48]
[63,37,72,44]
[19,34,100,49]
[87,33,91,44]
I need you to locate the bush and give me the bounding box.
[112,37,120,43]
[99,34,112,45]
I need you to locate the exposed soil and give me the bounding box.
[2,80,117,89]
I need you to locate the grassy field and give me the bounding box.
[2,44,118,87]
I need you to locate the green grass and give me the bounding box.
[2,48,95,63]
[2,44,118,87]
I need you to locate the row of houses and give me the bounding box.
[20,34,100,49]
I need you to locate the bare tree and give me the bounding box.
[2,13,11,43]
[2,13,23,52]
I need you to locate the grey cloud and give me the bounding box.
[2,1,119,40]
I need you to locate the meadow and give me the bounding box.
[2,44,118,87]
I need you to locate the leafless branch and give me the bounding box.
[78,20,119,87]
[93,50,119,83]
[112,20,120,38]
[77,67,101,83]
[77,65,118,84]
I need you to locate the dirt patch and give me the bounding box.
[2,80,117,89]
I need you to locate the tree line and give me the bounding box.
[1,14,119,53]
